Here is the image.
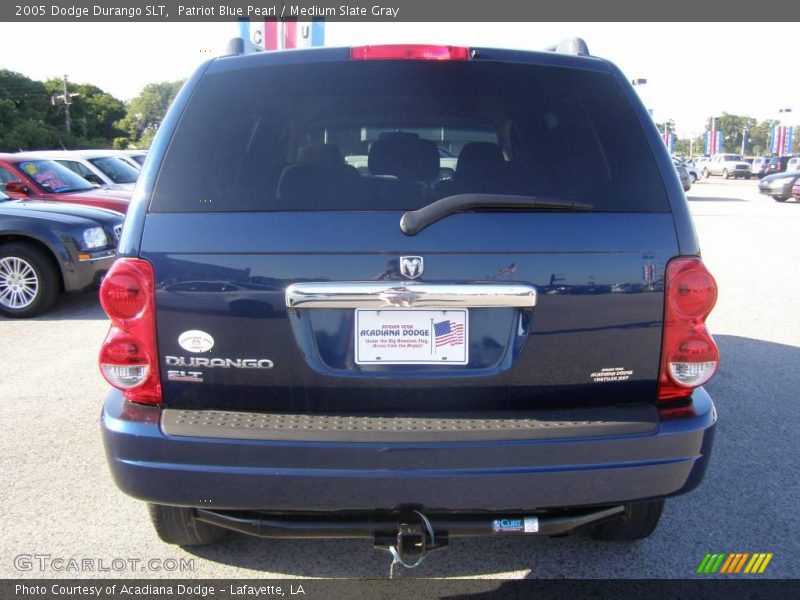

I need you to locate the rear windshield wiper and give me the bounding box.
[400,194,593,236]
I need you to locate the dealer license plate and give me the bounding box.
[355,309,468,365]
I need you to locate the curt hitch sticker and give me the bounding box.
[491,517,539,534]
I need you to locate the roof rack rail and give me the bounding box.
[224,36,264,56]
[544,37,590,57]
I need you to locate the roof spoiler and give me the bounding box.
[544,37,590,57]
[224,36,264,56]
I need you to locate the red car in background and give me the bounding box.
[0,153,130,213]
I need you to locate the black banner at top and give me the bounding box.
[1,0,796,22]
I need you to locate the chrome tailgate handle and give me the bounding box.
[285,282,536,309]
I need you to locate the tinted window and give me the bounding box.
[152,61,669,213]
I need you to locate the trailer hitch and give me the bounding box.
[374,511,448,576]
[194,504,626,575]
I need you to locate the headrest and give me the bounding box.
[368,134,439,181]
[297,143,345,167]
[457,142,505,171]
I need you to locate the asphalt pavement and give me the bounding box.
[1,178,798,579]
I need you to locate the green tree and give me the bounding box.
[116,80,184,148]
[716,113,758,154]
[0,70,63,151]
[748,119,778,156]
[43,78,127,147]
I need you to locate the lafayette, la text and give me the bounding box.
[178,5,400,17]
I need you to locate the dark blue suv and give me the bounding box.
[99,41,718,561]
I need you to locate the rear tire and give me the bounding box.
[589,499,664,541]
[147,504,230,546]
[0,242,59,318]
[722,169,729,179]
[702,169,710,179]
[773,196,787,202]
[745,173,751,179]
[690,173,697,183]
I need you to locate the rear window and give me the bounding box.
[151,60,669,213]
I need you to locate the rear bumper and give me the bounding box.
[101,390,716,512]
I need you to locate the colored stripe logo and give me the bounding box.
[696,553,773,574]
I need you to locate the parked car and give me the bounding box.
[765,155,792,176]
[786,157,800,173]
[106,150,148,169]
[793,181,800,201]
[702,154,751,179]
[0,154,130,213]
[674,160,692,190]
[23,150,140,190]
[0,189,123,317]
[751,156,771,178]
[674,158,698,184]
[759,171,800,202]
[693,156,711,169]
[99,40,719,558]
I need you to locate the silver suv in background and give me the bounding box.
[702,154,751,179]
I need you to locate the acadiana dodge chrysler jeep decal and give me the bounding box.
[165,356,274,369]
[590,367,634,382]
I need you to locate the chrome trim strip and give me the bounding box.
[285,282,536,309]
[77,251,117,262]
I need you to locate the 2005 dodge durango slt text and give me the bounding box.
[99,40,719,563]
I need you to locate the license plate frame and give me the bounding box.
[355,308,469,365]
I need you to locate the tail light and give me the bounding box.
[350,45,470,61]
[658,257,719,418]
[98,258,161,405]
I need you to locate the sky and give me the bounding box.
[1,21,797,137]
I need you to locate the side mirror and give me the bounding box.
[4,181,29,195]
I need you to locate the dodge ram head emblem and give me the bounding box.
[400,256,424,279]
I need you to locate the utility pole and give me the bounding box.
[741,127,747,156]
[50,75,80,135]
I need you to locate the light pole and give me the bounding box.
[741,127,747,156]
[631,78,652,117]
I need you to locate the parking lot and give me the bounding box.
[1,178,798,579]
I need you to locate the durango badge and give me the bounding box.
[178,330,215,353]
[399,256,424,279]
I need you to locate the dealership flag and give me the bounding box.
[705,130,722,154]
[771,126,794,154]
[662,132,675,154]
[239,18,325,51]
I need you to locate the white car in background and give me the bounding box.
[751,156,770,178]
[22,150,140,190]
[106,150,148,169]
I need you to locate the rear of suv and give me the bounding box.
[99,41,718,560]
